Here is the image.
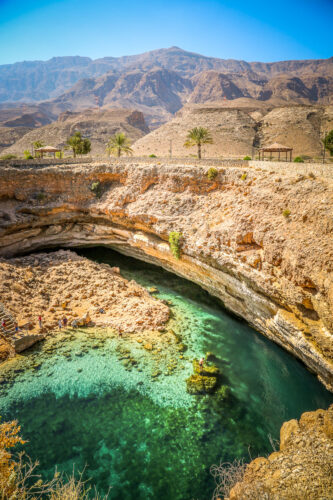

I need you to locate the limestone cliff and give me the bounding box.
[227,404,333,499]
[0,160,332,390]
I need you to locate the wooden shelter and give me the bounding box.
[34,145,61,158]
[259,143,293,162]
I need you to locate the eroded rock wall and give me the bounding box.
[0,161,332,389]
[228,404,333,499]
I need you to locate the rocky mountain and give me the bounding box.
[1,47,332,152]
[1,47,332,104]
[0,48,332,129]
[2,108,149,156]
[132,102,333,158]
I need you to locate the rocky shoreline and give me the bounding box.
[0,161,331,390]
[0,249,170,360]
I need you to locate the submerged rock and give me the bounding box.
[186,374,218,395]
[193,359,220,377]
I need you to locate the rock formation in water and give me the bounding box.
[227,404,333,499]
[0,160,332,390]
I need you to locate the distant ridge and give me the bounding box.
[0,47,332,105]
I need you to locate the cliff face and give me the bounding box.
[0,161,332,390]
[228,404,333,499]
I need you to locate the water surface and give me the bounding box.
[0,247,331,499]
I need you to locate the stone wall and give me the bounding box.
[1,157,333,179]
[249,160,333,179]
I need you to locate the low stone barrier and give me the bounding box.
[1,156,332,179]
[249,160,333,179]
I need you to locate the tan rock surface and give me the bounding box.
[0,161,332,389]
[132,102,333,158]
[3,108,149,157]
[228,405,333,500]
[0,249,170,360]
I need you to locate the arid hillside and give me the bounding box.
[0,47,332,129]
[132,102,333,158]
[3,108,149,156]
[1,47,332,104]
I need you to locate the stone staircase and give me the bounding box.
[0,302,45,352]
[0,302,16,341]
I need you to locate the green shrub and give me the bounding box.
[149,154,157,158]
[0,154,17,160]
[23,150,33,159]
[36,192,46,201]
[243,156,251,160]
[282,209,291,218]
[55,151,63,158]
[169,232,182,259]
[241,172,247,181]
[206,167,218,180]
[90,181,102,198]
[293,156,304,163]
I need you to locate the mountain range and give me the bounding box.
[0,47,332,158]
[0,47,332,127]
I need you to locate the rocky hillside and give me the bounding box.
[0,160,332,391]
[1,47,332,104]
[132,102,333,158]
[3,108,149,156]
[227,404,333,499]
[0,105,56,153]
[52,68,193,128]
[0,48,332,128]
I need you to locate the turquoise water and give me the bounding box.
[0,247,332,499]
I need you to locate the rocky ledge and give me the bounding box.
[0,249,169,359]
[227,404,333,499]
[0,161,332,389]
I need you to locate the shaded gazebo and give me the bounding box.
[259,143,293,162]
[34,145,61,158]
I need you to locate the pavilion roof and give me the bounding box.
[259,142,293,152]
[35,145,61,152]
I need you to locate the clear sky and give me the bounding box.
[0,0,332,65]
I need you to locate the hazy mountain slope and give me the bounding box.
[3,108,149,156]
[52,68,193,127]
[0,47,332,104]
[132,104,258,157]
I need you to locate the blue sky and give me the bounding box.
[0,0,332,65]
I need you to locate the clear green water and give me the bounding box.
[0,247,332,500]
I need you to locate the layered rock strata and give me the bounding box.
[227,404,333,499]
[0,161,332,389]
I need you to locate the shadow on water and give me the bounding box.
[0,246,332,500]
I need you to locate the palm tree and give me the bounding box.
[184,127,213,159]
[106,133,133,158]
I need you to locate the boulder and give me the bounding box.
[13,333,45,353]
[186,374,218,395]
[193,359,220,377]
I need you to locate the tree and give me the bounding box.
[184,127,213,159]
[33,141,44,158]
[23,150,33,159]
[323,129,333,156]
[66,131,91,158]
[106,132,133,158]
